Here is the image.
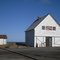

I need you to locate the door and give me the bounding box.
[36,43,38,48]
[46,37,52,47]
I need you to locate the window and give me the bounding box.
[53,27,56,30]
[42,26,45,30]
[42,26,56,31]
[46,26,52,30]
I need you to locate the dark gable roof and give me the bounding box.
[26,13,60,31]
[0,35,7,39]
[26,14,48,31]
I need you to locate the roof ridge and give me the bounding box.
[26,14,47,31]
[25,13,60,31]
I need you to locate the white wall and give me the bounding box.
[34,14,60,47]
[52,37,60,47]
[34,36,46,47]
[0,39,7,45]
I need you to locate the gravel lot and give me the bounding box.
[0,47,60,60]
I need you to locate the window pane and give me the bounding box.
[46,26,52,30]
[42,26,45,30]
[53,27,56,30]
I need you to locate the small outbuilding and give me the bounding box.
[25,13,60,47]
[0,35,7,45]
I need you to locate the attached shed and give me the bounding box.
[0,35,7,45]
[25,13,60,47]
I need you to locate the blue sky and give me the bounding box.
[0,0,60,42]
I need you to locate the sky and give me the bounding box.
[0,0,60,42]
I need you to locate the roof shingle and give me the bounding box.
[26,14,47,31]
[26,13,60,31]
[0,35,7,39]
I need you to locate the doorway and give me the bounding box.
[36,43,38,48]
[46,37,52,47]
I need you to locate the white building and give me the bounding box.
[0,35,7,45]
[25,13,60,47]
